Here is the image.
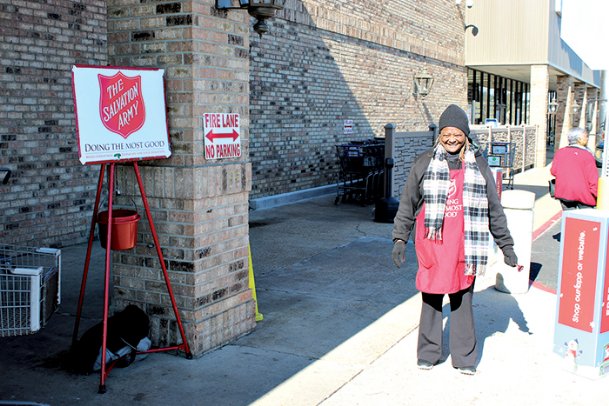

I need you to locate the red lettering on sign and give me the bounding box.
[204,113,240,129]
[205,145,215,159]
[215,143,241,158]
[222,114,239,128]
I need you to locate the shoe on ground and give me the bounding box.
[455,366,476,375]
[417,359,435,370]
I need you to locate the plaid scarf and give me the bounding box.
[423,144,490,276]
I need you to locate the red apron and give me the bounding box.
[414,168,474,294]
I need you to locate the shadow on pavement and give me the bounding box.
[472,285,532,365]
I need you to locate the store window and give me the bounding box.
[467,68,530,126]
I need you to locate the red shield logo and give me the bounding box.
[98,72,145,139]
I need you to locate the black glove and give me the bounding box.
[503,246,518,267]
[392,239,406,268]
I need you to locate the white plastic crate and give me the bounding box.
[0,244,61,337]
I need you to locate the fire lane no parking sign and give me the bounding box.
[203,113,241,160]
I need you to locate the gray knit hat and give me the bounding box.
[439,104,470,136]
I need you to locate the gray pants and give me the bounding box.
[417,283,477,368]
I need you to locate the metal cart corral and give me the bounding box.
[335,139,385,205]
[0,244,61,337]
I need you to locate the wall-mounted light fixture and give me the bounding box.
[455,0,474,8]
[572,99,580,114]
[413,73,434,97]
[215,0,285,37]
[572,99,581,126]
[464,24,479,36]
[548,97,559,114]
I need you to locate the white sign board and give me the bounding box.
[203,113,242,160]
[71,65,171,165]
[343,119,354,134]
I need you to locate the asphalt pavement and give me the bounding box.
[1,163,608,406]
[530,218,562,292]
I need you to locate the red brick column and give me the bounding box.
[107,0,255,355]
[555,76,573,149]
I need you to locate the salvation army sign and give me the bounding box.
[71,65,171,165]
[98,72,145,138]
[203,113,242,160]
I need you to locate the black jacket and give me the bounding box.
[392,148,514,251]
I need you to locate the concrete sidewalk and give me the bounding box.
[1,166,607,406]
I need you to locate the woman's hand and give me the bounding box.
[392,239,406,268]
[503,245,518,267]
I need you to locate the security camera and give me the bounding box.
[466,0,473,8]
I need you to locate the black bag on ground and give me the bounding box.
[69,304,149,374]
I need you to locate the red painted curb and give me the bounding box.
[532,211,562,241]
[530,280,556,294]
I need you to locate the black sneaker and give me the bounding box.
[455,366,476,375]
[417,359,435,370]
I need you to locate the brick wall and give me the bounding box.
[555,76,574,149]
[1,0,469,243]
[0,1,107,246]
[106,0,255,355]
[249,0,468,199]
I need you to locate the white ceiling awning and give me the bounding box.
[560,0,609,70]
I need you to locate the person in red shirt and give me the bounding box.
[391,104,518,375]
[550,127,598,209]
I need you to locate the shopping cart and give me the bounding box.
[335,140,385,205]
[0,244,61,337]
